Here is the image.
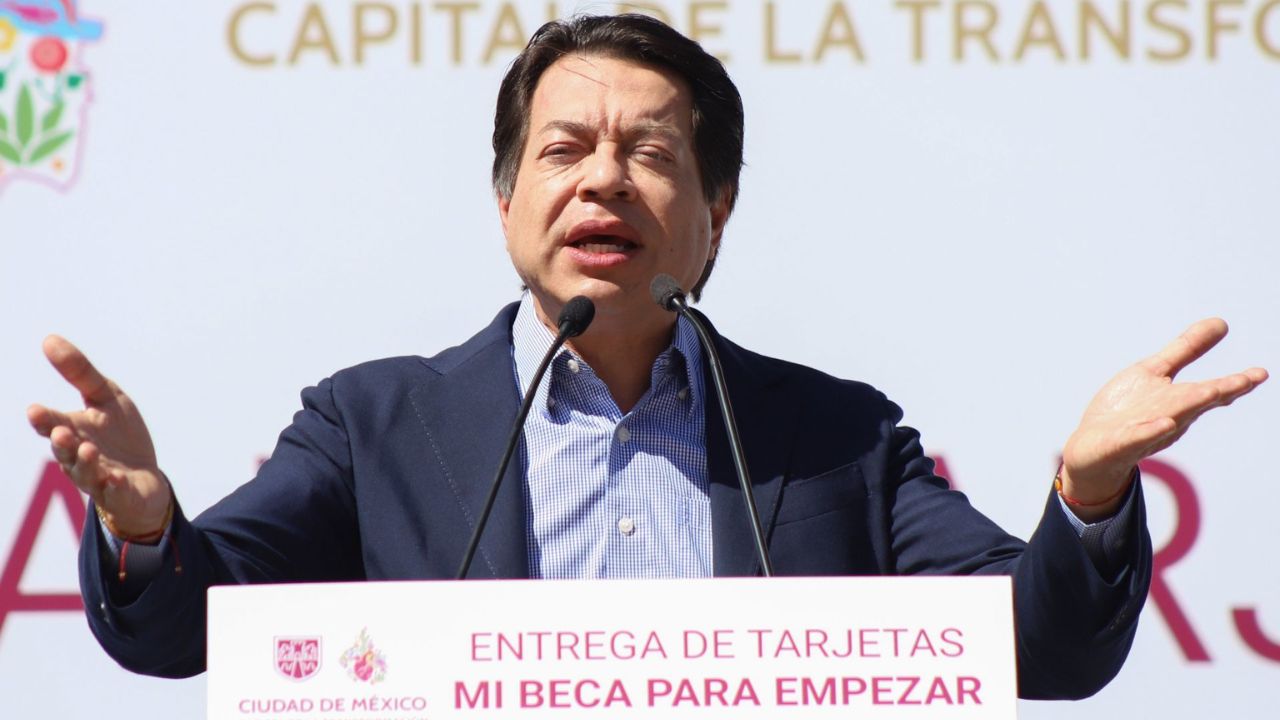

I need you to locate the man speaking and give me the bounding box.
[26,14,1267,699]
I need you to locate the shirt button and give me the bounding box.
[618,517,636,536]
[547,396,556,408]
[677,387,689,401]
[567,358,581,374]
[616,425,631,444]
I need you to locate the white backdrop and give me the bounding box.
[2,1,1277,717]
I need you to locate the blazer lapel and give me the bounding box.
[408,305,529,579]
[700,314,799,577]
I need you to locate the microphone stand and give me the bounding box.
[651,276,775,577]
[455,297,594,579]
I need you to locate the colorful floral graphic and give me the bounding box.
[0,1,101,192]
[339,628,388,684]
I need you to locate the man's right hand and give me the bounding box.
[26,335,172,539]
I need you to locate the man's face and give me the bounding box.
[499,53,729,327]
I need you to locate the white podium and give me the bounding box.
[208,576,1016,719]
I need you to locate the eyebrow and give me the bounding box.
[537,120,683,144]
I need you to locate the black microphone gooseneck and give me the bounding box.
[455,295,595,579]
[650,274,775,577]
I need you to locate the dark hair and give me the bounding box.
[492,14,744,299]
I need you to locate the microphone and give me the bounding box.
[557,295,596,338]
[455,295,595,579]
[649,274,775,577]
[649,273,687,313]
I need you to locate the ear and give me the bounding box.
[708,189,732,257]
[497,193,512,238]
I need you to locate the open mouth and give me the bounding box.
[569,235,638,254]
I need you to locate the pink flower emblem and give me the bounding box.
[339,628,387,684]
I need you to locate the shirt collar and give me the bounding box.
[511,293,704,416]
[666,305,704,416]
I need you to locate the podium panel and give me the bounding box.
[209,577,1015,719]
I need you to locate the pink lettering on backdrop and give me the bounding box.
[1141,458,1212,662]
[0,463,86,635]
[1232,609,1280,662]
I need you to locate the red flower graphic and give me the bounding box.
[31,37,68,73]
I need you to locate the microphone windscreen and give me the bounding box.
[649,274,685,312]
[557,295,596,338]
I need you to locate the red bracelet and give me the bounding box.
[96,499,176,583]
[1054,464,1136,507]
[95,500,171,544]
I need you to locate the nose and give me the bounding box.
[577,145,635,202]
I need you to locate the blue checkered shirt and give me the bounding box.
[511,294,712,579]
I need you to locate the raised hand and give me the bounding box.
[26,336,172,538]
[1060,318,1268,520]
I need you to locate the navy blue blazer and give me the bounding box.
[80,303,1151,699]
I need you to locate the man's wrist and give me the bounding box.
[95,474,175,543]
[95,500,172,544]
[1055,464,1136,523]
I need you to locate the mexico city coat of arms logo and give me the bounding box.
[0,1,101,193]
[275,636,322,681]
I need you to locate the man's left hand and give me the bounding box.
[1060,318,1268,521]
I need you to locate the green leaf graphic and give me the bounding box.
[0,110,8,135]
[67,74,83,90]
[42,102,64,132]
[16,83,34,147]
[0,138,20,164]
[0,71,6,92]
[26,130,73,165]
